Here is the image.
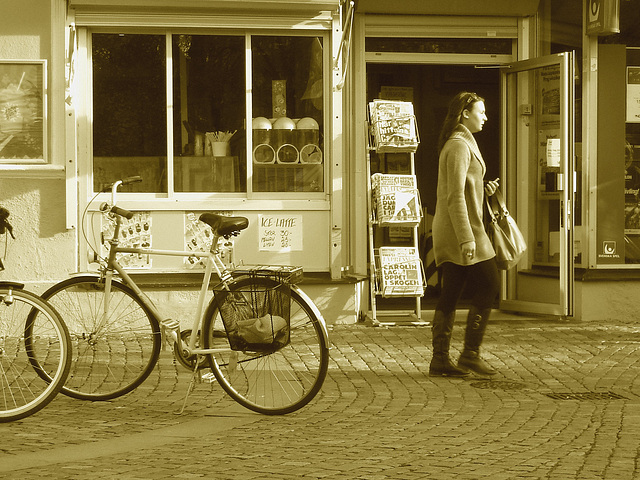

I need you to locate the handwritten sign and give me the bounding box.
[546,138,561,167]
[258,214,303,252]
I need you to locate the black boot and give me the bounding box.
[429,310,469,377]
[458,307,497,376]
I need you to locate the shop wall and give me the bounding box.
[576,280,640,322]
[139,281,363,329]
[0,178,75,286]
[0,1,76,289]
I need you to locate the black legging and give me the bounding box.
[436,259,500,315]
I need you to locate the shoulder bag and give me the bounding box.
[485,188,527,270]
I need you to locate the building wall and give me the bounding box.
[576,280,640,322]
[0,0,363,327]
[0,178,75,286]
[0,1,76,291]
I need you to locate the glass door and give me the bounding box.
[500,52,575,317]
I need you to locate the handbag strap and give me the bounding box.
[485,195,499,223]
[489,187,510,217]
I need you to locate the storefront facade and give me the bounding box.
[1,0,638,322]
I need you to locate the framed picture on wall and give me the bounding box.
[0,60,47,163]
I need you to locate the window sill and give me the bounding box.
[0,164,65,179]
[106,196,330,212]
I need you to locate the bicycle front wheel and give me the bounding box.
[39,276,161,400]
[1,287,71,422]
[203,276,329,415]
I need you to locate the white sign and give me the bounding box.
[627,67,640,123]
[546,138,561,167]
[258,214,303,252]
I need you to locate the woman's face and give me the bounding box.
[462,100,487,133]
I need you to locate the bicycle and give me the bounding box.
[38,177,330,415]
[0,207,72,422]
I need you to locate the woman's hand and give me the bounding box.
[461,240,476,262]
[485,178,500,196]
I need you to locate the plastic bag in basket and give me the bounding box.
[237,314,287,344]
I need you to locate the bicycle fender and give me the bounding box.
[289,284,330,345]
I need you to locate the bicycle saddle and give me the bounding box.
[199,213,249,237]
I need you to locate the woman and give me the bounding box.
[429,91,500,377]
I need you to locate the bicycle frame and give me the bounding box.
[99,212,232,357]
[91,178,329,360]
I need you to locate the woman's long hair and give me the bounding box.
[437,91,484,153]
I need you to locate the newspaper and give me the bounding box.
[378,246,424,297]
[368,100,419,153]
[371,173,421,227]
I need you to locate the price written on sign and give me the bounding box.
[258,214,303,252]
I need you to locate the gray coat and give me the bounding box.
[432,124,495,267]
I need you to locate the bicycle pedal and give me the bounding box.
[162,318,181,331]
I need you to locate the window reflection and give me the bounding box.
[91,33,325,196]
[172,35,246,193]
[597,0,640,264]
[251,36,324,193]
[92,34,167,193]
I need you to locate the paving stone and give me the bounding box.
[2,318,640,479]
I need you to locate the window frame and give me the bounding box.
[79,26,331,212]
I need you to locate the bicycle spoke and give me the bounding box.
[40,277,160,401]
[1,289,71,422]
[204,276,328,415]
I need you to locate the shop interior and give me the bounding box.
[367,63,500,310]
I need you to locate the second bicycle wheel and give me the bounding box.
[202,276,329,415]
[39,275,161,400]
[2,287,71,422]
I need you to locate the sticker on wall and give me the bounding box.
[184,212,234,269]
[598,240,621,260]
[101,211,152,269]
[258,214,303,252]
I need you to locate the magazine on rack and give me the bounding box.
[371,173,421,227]
[368,100,419,153]
[378,246,424,297]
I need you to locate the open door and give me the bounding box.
[500,52,576,317]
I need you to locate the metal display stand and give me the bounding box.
[365,100,427,326]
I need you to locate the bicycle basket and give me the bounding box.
[213,282,291,352]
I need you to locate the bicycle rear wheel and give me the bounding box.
[202,276,329,415]
[38,275,161,400]
[1,287,71,422]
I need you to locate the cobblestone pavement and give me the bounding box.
[2,316,640,480]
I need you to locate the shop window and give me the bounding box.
[92,34,167,193]
[91,32,325,196]
[596,0,640,265]
[172,34,247,193]
[251,36,324,193]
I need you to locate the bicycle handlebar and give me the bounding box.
[100,176,142,220]
[100,202,134,220]
[101,175,143,193]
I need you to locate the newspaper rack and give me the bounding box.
[366,100,426,325]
